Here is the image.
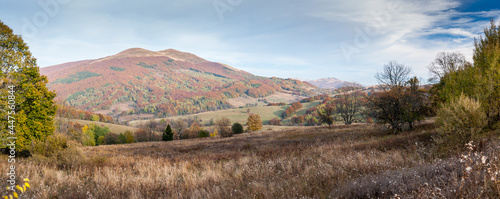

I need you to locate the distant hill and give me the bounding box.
[40,48,316,120]
[307,77,352,89]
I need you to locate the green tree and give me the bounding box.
[0,21,57,152]
[124,130,135,143]
[231,122,244,134]
[430,20,500,129]
[91,115,100,121]
[472,20,500,129]
[246,114,262,131]
[318,105,335,126]
[163,124,173,141]
[118,133,127,144]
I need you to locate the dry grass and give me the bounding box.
[1,122,498,198]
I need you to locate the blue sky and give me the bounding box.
[1,0,499,85]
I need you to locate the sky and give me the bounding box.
[1,0,500,85]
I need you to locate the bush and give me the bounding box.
[436,93,487,148]
[134,129,149,142]
[198,130,210,138]
[124,130,135,143]
[104,133,119,145]
[31,133,68,157]
[118,133,127,144]
[232,123,244,134]
[31,135,86,169]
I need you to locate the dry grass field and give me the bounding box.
[1,122,499,198]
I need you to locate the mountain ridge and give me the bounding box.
[40,48,317,120]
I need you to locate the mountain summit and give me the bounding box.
[307,77,351,89]
[40,48,315,119]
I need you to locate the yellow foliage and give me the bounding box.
[246,114,263,131]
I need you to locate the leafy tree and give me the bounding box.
[91,115,100,121]
[104,133,119,145]
[0,21,57,152]
[269,117,282,126]
[231,122,244,134]
[318,105,334,126]
[472,20,500,129]
[430,20,500,129]
[118,133,127,144]
[368,62,428,134]
[198,130,209,138]
[189,122,202,138]
[246,114,263,131]
[81,125,95,146]
[211,128,219,137]
[124,130,135,143]
[163,124,173,141]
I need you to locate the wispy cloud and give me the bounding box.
[0,0,499,85]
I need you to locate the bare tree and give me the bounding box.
[375,61,412,88]
[427,52,470,83]
[172,119,186,139]
[335,83,366,125]
[215,117,232,137]
[145,119,158,141]
[427,52,471,82]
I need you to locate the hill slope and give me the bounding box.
[41,48,316,119]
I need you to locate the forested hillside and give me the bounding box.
[40,48,316,118]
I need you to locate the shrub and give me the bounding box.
[436,93,487,148]
[134,129,149,142]
[232,123,244,134]
[124,130,135,143]
[118,133,127,144]
[97,136,105,145]
[198,130,210,138]
[104,133,119,145]
[31,133,68,157]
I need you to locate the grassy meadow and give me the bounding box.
[129,101,320,127]
[1,121,498,198]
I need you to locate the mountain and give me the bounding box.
[40,48,316,119]
[307,77,351,89]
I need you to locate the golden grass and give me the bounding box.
[1,122,498,198]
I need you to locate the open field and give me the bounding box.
[65,118,139,134]
[129,101,320,127]
[2,121,498,198]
